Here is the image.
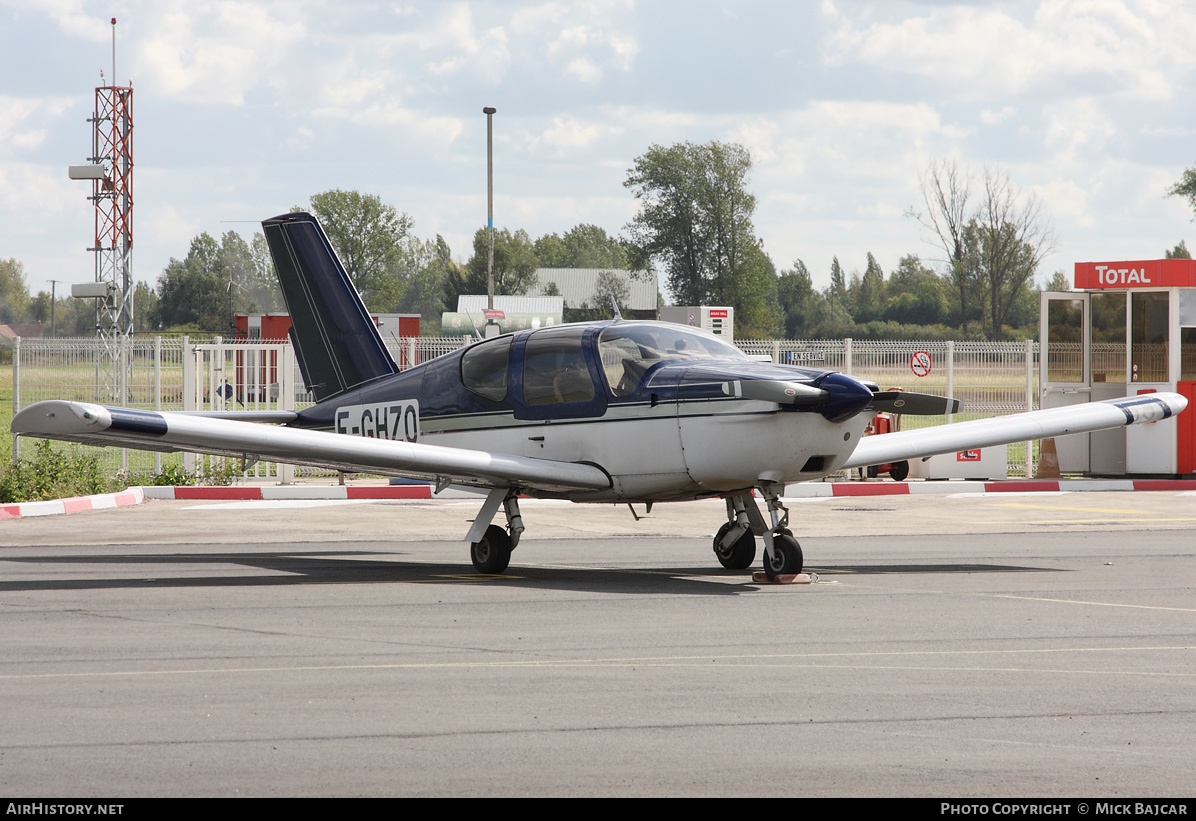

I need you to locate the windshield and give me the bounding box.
[598,324,745,397]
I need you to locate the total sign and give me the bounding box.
[1093,266,1152,285]
[1074,259,1196,289]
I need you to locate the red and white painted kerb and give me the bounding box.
[0,486,144,519]
[3,480,1194,519]
[140,484,439,501]
[782,479,1194,498]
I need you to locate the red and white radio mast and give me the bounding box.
[69,17,133,402]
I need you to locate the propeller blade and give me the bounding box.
[722,380,828,405]
[871,391,961,415]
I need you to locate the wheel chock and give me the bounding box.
[751,572,813,584]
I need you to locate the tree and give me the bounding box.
[468,226,538,296]
[217,230,260,313]
[777,259,821,337]
[533,233,567,269]
[394,234,457,335]
[731,242,782,337]
[970,168,1057,339]
[907,158,978,332]
[155,233,225,331]
[909,161,1055,339]
[1168,166,1196,218]
[245,233,282,313]
[133,281,158,332]
[442,227,540,314]
[29,290,52,328]
[305,190,413,310]
[853,252,886,323]
[589,270,630,312]
[535,224,629,269]
[826,257,850,315]
[567,270,633,322]
[1044,270,1071,291]
[624,141,770,334]
[154,231,265,332]
[0,258,32,324]
[883,255,949,326]
[1165,240,1191,259]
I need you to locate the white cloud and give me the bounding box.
[132,1,307,104]
[381,4,511,80]
[140,201,199,253]
[285,126,316,154]
[333,102,465,148]
[525,116,624,157]
[1042,97,1117,165]
[565,57,603,84]
[0,96,75,156]
[508,0,639,77]
[5,0,109,42]
[0,162,77,216]
[979,106,1017,125]
[823,0,1196,102]
[1037,177,1093,229]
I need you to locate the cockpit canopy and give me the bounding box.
[460,322,747,405]
[597,323,746,397]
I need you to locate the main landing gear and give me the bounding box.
[712,484,803,580]
[466,484,803,579]
[466,488,524,574]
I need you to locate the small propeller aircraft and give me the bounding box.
[13,212,1188,578]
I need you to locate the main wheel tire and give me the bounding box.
[889,460,910,482]
[471,524,512,574]
[713,522,757,570]
[762,534,803,580]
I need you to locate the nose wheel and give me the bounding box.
[716,487,805,578]
[716,484,806,579]
[761,532,803,580]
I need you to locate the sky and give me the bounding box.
[2,0,1196,303]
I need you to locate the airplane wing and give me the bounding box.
[10,400,611,494]
[841,393,1187,470]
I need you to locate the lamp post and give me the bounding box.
[483,106,497,338]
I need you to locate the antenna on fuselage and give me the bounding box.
[462,310,486,344]
[610,297,623,322]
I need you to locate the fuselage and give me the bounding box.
[292,320,875,502]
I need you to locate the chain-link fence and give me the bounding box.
[736,338,1040,475]
[12,334,1040,479]
[10,336,471,478]
[12,336,187,474]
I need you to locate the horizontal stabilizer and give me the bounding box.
[181,410,299,423]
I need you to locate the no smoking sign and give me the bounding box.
[910,351,932,378]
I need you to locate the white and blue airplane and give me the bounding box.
[13,213,1188,578]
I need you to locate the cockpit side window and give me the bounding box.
[522,328,595,405]
[460,336,512,401]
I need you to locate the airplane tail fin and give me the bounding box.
[262,211,398,401]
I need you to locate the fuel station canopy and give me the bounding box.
[1041,259,1196,476]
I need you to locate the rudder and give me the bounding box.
[262,212,398,401]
